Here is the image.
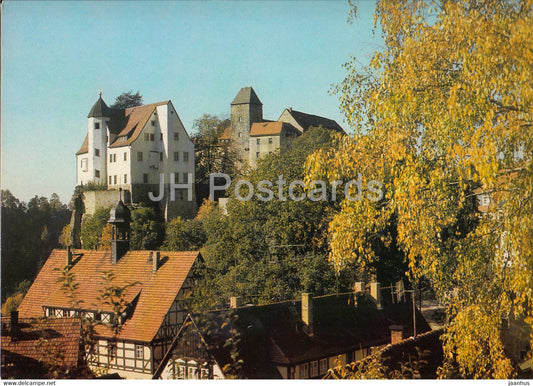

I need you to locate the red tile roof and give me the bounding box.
[110,101,169,148]
[18,249,200,343]
[249,122,299,137]
[76,134,89,155]
[75,101,170,153]
[1,317,83,373]
[219,126,232,141]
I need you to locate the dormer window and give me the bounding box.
[95,122,100,130]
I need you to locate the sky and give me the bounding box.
[1,0,383,204]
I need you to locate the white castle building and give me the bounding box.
[76,95,196,219]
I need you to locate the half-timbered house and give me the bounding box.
[154,291,431,379]
[17,199,203,379]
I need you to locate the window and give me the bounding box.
[183,152,189,162]
[135,345,144,359]
[256,152,260,159]
[110,154,113,162]
[150,133,155,141]
[94,122,100,130]
[137,152,143,161]
[174,132,179,141]
[143,174,148,183]
[160,133,163,140]
[124,174,127,184]
[183,172,188,183]
[151,120,156,127]
[268,137,273,144]
[108,343,117,359]
[100,313,111,323]
[310,361,319,377]
[256,138,260,144]
[174,152,179,161]
[177,365,186,379]
[113,175,117,184]
[144,133,150,141]
[95,170,100,178]
[160,152,164,161]
[81,158,88,172]
[109,176,112,185]
[319,358,328,374]
[54,309,63,317]
[124,152,127,161]
[188,366,197,379]
[300,362,309,379]
[94,148,100,157]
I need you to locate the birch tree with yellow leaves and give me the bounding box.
[306,0,533,378]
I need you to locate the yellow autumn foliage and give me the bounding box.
[306,0,533,378]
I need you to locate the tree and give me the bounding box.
[1,190,70,299]
[196,127,359,308]
[99,223,113,250]
[162,217,207,251]
[306,0,533,378]
[80,206,111,250]
[110,91,143,109]
[191,114,238,184]
[129,207,164,250]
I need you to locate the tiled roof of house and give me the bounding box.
[1,316,83,377]
[109,101,169,148]
[17,249,201,343]
[76,134,89,155]
[249,122,300,137]
[76,101,170,153]
[231,87,262,106]
[219,126,232,141]
[154,293,430,379]
[325,328,444,379]
[280,108,345,134]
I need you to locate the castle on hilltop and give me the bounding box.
[219,87,345,166]
[75,95,196,220]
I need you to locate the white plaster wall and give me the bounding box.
[163,102,195,184]
[249,135,280,167]
[76,153,91,186]
[130,110,164,185]
[107,147,132,189]
[87,117,109,184]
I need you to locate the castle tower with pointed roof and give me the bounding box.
[82,95,112,185]
[230,87,263,162]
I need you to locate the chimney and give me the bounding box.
[152,251,161,273]
[354,281,365,293]
[10,311,19,340]
[389,325,405,344]
[66,246,73,267]
[302,293,314,336]
[229,296,243,308]
[370,282,381,309]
